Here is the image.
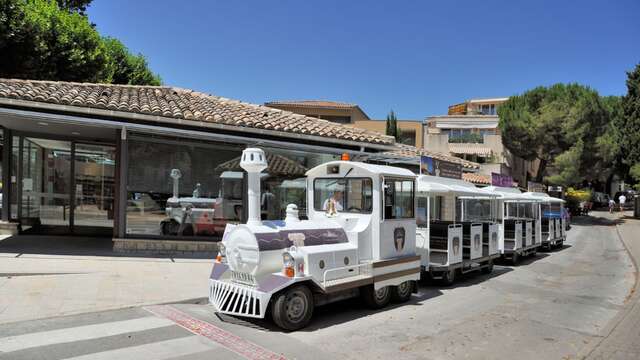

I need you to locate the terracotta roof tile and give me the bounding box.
[265,100,356,110]
[0,79,393,146]
[462,173,491,185]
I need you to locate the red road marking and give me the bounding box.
[144,305,286,360]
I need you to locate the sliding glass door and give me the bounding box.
[12,135,116,235]
[20,137,72,232]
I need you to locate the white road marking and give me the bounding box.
[0,316,175,353]
[60,335,216,360]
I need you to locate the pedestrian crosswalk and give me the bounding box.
[0,316,175,353]
[0,306,284,360]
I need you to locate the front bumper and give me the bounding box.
[208,262,294,319]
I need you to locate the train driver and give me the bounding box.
[323,191,344,212]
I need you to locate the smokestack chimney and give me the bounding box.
[170,169,182,200]
[240,148,268,226]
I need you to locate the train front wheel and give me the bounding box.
[271,285,314,331]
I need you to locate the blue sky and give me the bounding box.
[88,0,640,120]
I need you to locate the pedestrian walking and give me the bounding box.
[619,194,627,212]
[609,198,615,213]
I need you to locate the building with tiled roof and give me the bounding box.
[0,79,475,251]
[265,99,370,124]
[0,79,389,147]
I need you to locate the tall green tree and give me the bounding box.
[498,83,611,186]
[385,110,401,141]
[0,0,160,85]
[619,63,640,169]
[102,37,161,86]
[56,0,92,15]
[0,0,106,81]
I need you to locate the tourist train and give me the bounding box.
[208,148,567,330]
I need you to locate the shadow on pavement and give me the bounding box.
[0,234,212,259]
[218,266,516,332]
[422,265,514,289]
[218,284,446,333]
[494,252,551,267]
[571,215,624,226]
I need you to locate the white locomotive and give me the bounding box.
[209,148,421,330]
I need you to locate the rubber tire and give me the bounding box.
[440,269,456,286]
[361,285,392,309]
[391,281,413,303]
[271,285,314,331]
[161,220,179,236]
[481,261,494,274]
[511,252,519,265]
[180,224,194,236]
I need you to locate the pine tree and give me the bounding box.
[385,110,401,141]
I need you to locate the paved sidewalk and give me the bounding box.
[586,210,640,359]
[0,236,214,324]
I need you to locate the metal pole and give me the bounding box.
[1,129,12,221]
[117,129,128,239]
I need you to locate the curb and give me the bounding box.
[579,215,640,359]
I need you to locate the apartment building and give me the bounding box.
[423,97,528,186]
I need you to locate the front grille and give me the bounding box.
[210,280,262,318]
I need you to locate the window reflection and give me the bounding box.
[125,135,338,240]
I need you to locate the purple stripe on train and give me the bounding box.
[255,228,348,251]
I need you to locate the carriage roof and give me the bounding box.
[416,175,496,197]
[306,161,416,178]
[521,191,565,203]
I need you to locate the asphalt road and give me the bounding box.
[0,215,634,360]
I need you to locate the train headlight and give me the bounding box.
[216,242,226,263]
[283,252,295,278]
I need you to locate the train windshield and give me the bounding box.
[313,178,373,213]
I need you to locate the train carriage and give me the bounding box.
[522,192,567,250]
[484,186,542,264]
[415,175,501,285]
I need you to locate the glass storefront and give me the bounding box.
[2,129,341,240]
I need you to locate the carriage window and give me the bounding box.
[313,178,373,213]
[459,198,493,222]
[384,178,414,219]
[416,195,442,226]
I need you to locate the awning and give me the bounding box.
[435,121,498,129]
[448,143,493,156]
